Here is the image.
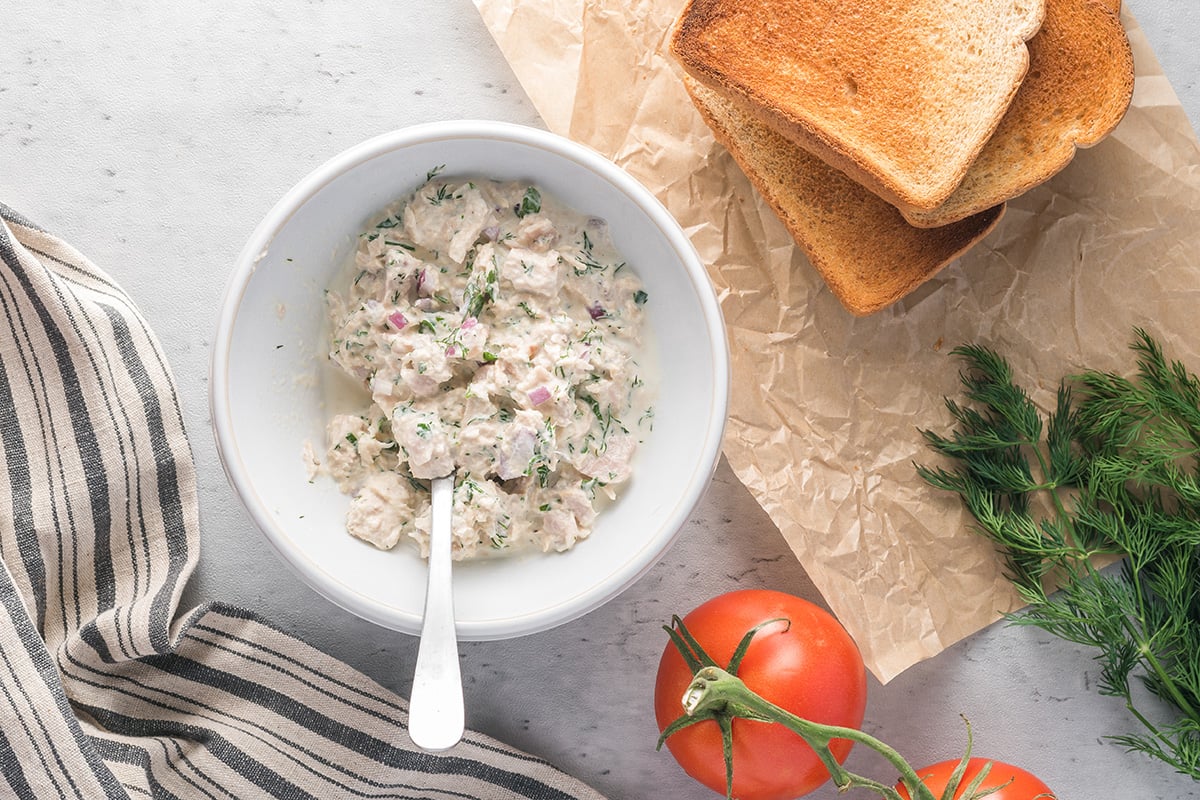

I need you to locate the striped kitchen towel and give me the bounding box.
[0,203,605,800]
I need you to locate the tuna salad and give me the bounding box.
[313,172,652,560]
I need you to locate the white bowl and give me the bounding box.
[211,121,729,640]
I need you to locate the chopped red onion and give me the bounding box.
[388,311,408,329]
[528,386,551,406]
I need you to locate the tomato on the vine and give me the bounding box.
[654,589,867,800]
[898,757,1056,800]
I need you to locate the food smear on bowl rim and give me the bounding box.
[308,172,654,560]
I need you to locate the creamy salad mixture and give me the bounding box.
[312,172,652,560]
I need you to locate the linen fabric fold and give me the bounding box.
[0,203,605,800]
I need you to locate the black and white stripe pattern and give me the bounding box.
[0,204,604,800]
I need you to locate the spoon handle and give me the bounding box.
[408,474,464,751]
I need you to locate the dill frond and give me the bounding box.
[918,330,1200,780]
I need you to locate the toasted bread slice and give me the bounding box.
[671,0,1044,211]
[901,0,1134,227]
[683,77,1004,316]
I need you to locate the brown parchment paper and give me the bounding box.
[473,0,1200,683]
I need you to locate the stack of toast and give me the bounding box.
[671,0,1135,315]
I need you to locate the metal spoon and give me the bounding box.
[408,474,464,751]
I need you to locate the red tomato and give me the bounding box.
[897,758,1056,799]
[654,589,867,800]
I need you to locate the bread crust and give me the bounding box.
[683,76,1003,316]
[672,0,1045,210]
[899,0,1135,227]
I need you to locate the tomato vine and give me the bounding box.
[657,608,1054,800]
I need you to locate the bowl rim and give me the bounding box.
[210,120,731,639]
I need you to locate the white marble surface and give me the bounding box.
[3,2,1199,799]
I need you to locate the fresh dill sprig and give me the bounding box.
[918,328,1200,779]
[515,186,541,218]
[427,183,460,206]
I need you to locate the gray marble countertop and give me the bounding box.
[4,2,1199,799]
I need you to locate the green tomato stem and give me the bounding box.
[682,666,939,800]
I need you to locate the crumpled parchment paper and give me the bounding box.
[474,0,1200,682]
